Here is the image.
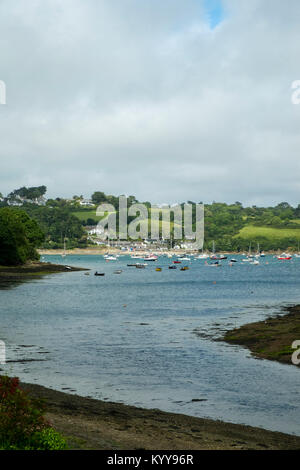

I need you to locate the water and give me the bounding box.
[0,254,300,436]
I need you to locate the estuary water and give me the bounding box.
[0,254,300,436]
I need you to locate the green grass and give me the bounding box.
[235,225,300,240]
[73,209,182,235]
[72,210,115,222]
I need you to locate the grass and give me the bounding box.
[235,224,300,240]
[72,210,115,222]
[73,208,182,236]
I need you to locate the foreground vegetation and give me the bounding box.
[0,376,67,450]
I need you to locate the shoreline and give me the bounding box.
[223,304,300,367]
[38,248,288,256]
[0,261,88,282]
[20,380,300,450]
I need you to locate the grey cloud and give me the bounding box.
[0,0,300,206]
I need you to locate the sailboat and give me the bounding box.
[242,243,254,262]
[62,238,67,258]
[210,241,227,260]
[294,241,300,258]
[196,248,209,259]
[210,241,217,259]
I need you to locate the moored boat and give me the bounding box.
[277,253,292,260]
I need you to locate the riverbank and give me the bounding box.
[0,261,88,281]
[19,381,300,450]
[38,248,194,256]
[38,248,294,256]
[223,305,300,367]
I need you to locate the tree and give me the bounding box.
[8,186,47,201]
[0,208,44,265]
[91,191,106,205]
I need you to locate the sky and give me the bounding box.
[1,0,300,206]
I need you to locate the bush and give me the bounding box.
[0,376,67,450]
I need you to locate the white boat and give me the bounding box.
[196,249,209,259]
[105,255,117,260]
[144,254,158,261]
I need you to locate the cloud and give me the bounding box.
[0,0,300,206]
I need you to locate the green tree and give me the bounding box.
[0,208,44,265]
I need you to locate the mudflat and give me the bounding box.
[223,304,300,367]
[0,261,88,281]
[20,381,300,450]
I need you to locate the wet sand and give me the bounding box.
[20,381,300,450]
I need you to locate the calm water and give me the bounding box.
[1,254,300,436]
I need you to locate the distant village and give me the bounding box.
[0,187,197,251]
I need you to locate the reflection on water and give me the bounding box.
[0,254,300,436]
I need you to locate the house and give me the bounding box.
[80,199,94,207]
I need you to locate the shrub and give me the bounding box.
[0,376,67,450]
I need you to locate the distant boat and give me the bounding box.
[173,260,181,264]
[94,272,105,276]
[114,270,122,274]
[156,267,162,271]
[294,242,300,257]
[205,261,222,267]
[62,238,67,258]
[136,264,146,269]
[169,266,177,269]
[277,253,292,260]
[196,253,209,259]
[180,266,189,271]
[210,241,227,260]
[144,254,158,261]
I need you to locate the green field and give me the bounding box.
[73,208,182,234]
[72,210,115,222]
[236,225,300,240]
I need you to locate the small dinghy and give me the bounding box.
[94,271,105,276]
[114,270,122,274]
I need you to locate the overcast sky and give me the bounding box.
[1,0,300,206]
